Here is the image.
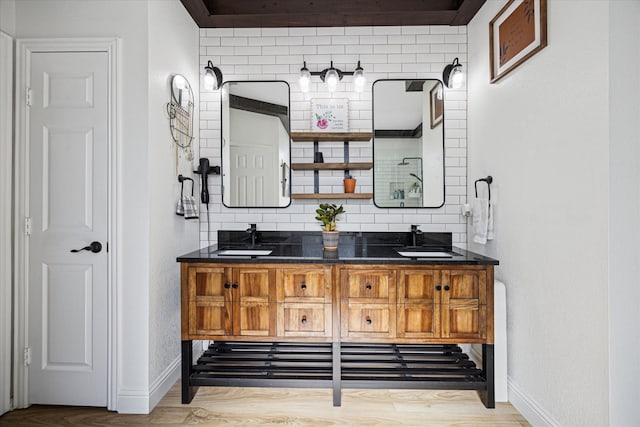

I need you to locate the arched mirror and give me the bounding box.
[372,79,445,208]
[221,81,291,208]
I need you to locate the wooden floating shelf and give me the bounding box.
[291,162,373,171]
[291,131,372,142]
[291,193,373,200]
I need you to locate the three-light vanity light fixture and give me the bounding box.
[202,57,463,92]
[298,60,366,93]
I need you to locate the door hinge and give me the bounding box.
[24,217,31,235]
[23,347,31,366]
[25,87,32,107]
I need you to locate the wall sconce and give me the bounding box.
[203,60,223,91]
[442,57,464,89]
[299,60,366,93]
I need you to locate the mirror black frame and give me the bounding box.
[372,78,445,209]
[220,80,292,209]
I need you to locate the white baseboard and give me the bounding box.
[117,355,181,414]
[508,377,562,427]
[149,355,181,411]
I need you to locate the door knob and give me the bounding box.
[70,241,102,253]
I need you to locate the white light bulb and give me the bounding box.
[204,72,215,91]
[353,69,366,93]
[451,68,464,89]
[325,69,339,92]
[299,68,311,93]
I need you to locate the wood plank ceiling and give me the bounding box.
[180,0,487,28]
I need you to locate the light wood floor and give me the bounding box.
[0,382,530,426]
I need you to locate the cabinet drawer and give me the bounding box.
[277,303,331,337]
[343,270,391,302]
[278,268,331,303]
[344,303,394,337]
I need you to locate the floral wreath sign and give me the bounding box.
[311,99,349,132]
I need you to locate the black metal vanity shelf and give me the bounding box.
[177,230,498,408]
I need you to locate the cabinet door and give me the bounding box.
[234,268,276,336]
[278,267,331,303]
[440,269,486,339]
[397,269,440,338]
[188,266,232,336]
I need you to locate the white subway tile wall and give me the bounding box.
[199,26,467,247]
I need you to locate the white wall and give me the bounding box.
[146,0,199,409]
[13,0,199,414]
[199,26,468,246]
[608,2,640,426]
[468,1,610,425]
[0,0,15,35]
[14,0,152,412]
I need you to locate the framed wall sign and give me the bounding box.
[490,0,547,83]
[311,98,349,132]
[430,84,443,129]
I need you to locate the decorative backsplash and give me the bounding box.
[198,25,468,247]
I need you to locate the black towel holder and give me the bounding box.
[474,176,493,202]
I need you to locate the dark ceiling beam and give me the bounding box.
[450,0,486,25]
[181,0,486,28]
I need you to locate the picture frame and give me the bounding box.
[489,0,547,83]
[429,84,443,129]
[311,98,349,132]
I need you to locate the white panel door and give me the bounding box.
[28,51,108,406]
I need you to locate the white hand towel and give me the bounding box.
[487,202,495,241]
[472,198,493,244]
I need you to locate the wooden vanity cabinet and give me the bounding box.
[181,261,496,408]
[396,267,488,341]
[183,264,276,338]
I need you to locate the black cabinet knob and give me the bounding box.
[232,283,238,289]
[444,285,450,291]
[365,284,372,290]
[301,283,307,290]
[366,317,372,325]
[301,316,307,324]
[436,285,442,291]
[224,283,231,289]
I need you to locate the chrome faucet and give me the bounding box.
[411,224,423,247]
[246,223,257,246]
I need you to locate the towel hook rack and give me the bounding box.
[474,175,493,201]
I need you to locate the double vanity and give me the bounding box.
[177,230,498,408]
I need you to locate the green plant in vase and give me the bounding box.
[315,203,345,250]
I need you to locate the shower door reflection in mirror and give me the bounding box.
[372,79,444,208]
[221,81,291,208]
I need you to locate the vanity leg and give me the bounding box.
[332,341,341,407]
[479,343,495,409]
[181,340,199,404]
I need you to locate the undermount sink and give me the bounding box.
[395,247,457,258]
[216,248,273,256]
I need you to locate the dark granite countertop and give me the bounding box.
[177,231,498,266]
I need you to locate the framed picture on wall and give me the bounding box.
[430,85,443,129]
[311,99,349,132]
[490,0,548,83]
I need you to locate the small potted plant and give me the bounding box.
[315,203,345,250]
[343,174,356,193]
